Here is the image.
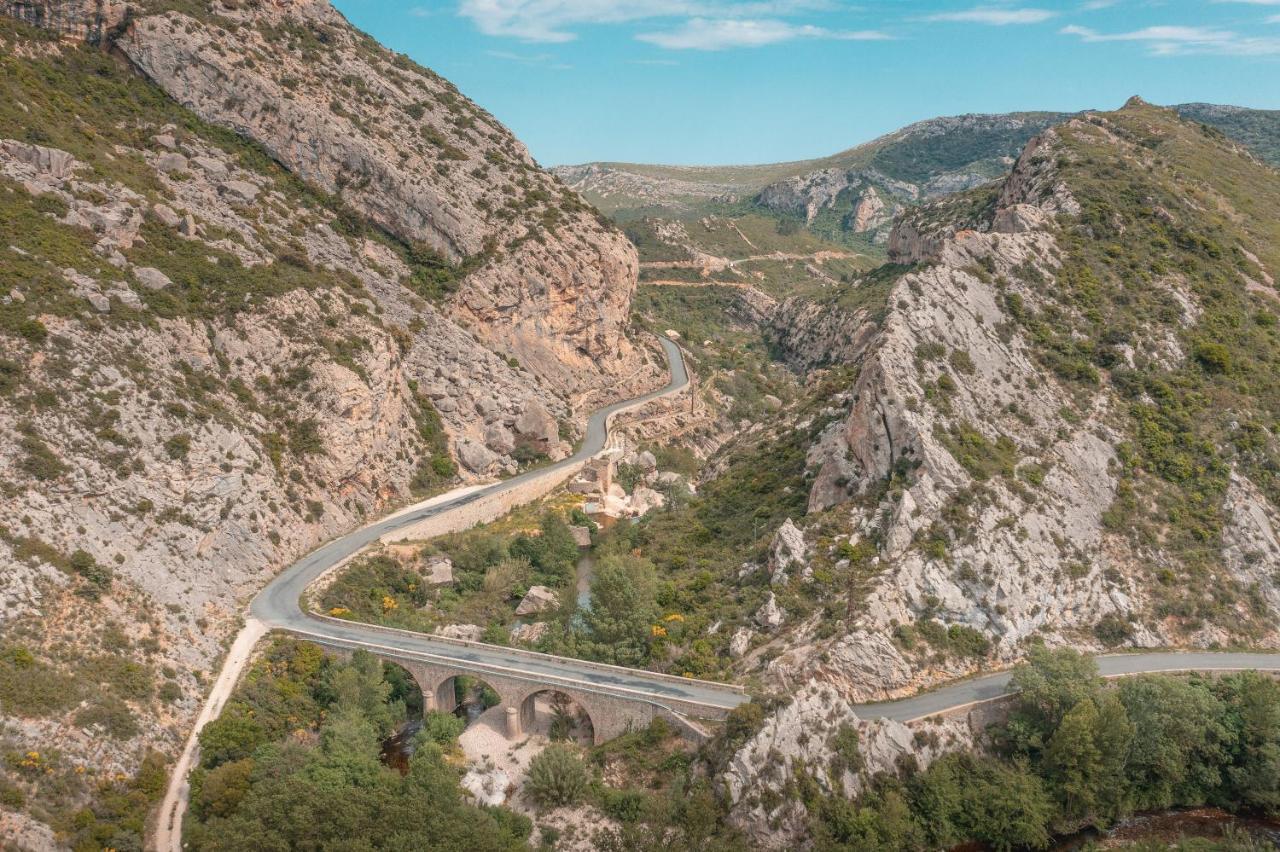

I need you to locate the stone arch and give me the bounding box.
[434,673,504,724]
[379,659,425,719]
[518,688,596,745]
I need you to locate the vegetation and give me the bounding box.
[806,648,1280,850]
[319,503,583,636]
[524,743,590,809]
[185,639,530,850]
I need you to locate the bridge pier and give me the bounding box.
[505,706,521,739]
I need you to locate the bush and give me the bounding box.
[418,710,465,746]
[525,744,589,808]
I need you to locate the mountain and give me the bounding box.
[0,3,654,847]
[1175,102,1280,167]
[555,111,1068,244]
[557,103,1280,257]
[712,96,1280,838]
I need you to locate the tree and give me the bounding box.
[583,555,657,666]
[1216,672,1280,817]
[525,744,589,809]
[1010,646,1101,736]
[1118,675,1232,811]
[325,648,401,737]
[1044,693,1133,829]
[198,712,266,769]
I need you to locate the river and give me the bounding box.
[1047,808,1280,850]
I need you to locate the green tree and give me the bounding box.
[1010,646,1102,736]
[1044,693,1133,829]
[525,744,589,809]
[582,555,657,666]
[1118,675,1233,810]
[1216,672,1280,816]
[325,648,401,737]
[198,712,266,769]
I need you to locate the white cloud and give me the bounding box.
[1060,23,1280,55]
[457,0,838,43]
[636,17,889,49]
[924,7,1057,25]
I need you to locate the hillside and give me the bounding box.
[0,3,657,848]
[557,103,1279,268]
[703,96,1280,838]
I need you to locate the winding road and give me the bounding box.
[152,334,1280,851]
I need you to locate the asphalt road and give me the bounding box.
[856,651,1280,721]
[250,335,748,713]
[250,335,1280,721]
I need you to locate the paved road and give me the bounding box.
[856,651,1280,722]
[249,335,748,713]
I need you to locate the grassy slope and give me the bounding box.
[1011,101,1280,635]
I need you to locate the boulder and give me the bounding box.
[152,133,177,150]
[482,422,516,455]
[151,203,181,228]
[515,585,559,616]
[155,152,188,173]
[221,180,259,204]
[769,518,810,584]
[0,140,77,180]
[457,439,498,474]
[568,524,592,547]
[513,402,558,448]
[755,592,784,630]
[629,485,665,516]
[422,557,453,586]
[730,627,755,659]
[191,155,228,178]
[133,267,172,291]
[509,621,549,644]
[635,449,657,471]
[433,623,483,642]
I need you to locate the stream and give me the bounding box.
[1046,808,1280,850]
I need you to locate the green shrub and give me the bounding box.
[525,744,589,808]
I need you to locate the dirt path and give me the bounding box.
[152,618,268,852]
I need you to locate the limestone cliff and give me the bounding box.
[0,7,651,843]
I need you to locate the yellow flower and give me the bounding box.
[328,607,351,617]
[650,624,667,638]
[381,595,399,613]
[663,613,684,622]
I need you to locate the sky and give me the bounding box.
[331,1,1280,167]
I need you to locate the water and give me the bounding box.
[379,719,421,776]
[1047,808,1280,850]
[575,551,594,612]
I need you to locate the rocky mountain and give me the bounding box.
[719,97,1280,839]
[0,3,655,847]
[555,111,1069,243]
[558,104,1280,254]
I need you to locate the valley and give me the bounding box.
[1,1,1280,851]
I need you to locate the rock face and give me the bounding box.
[0,0,126,44]
[768,518,809,584]
[119,2,653,396]
[0,9,654,843]
[723,682,975,847]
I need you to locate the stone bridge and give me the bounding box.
[314,638,741,745]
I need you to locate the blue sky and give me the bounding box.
[332,1,1280,167]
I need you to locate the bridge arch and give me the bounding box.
[518,688,595,745]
